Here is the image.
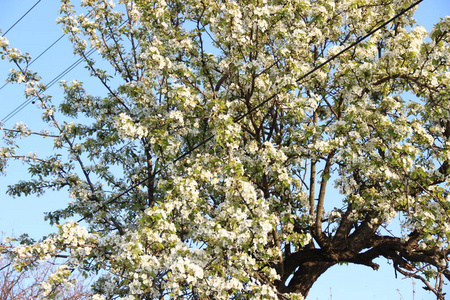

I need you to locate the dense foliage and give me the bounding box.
[1,0,449,298]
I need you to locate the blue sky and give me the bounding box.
[0,1,449,299]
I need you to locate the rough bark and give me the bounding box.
[277,261,335,298]
[274,215,450,299]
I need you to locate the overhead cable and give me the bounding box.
[1,0,42,37]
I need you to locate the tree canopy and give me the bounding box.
[0,0,449,299]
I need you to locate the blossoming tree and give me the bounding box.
[0,0,449,299]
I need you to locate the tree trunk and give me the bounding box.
[277,261,335,298]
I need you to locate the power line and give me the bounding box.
[30,34,66,65]
[1,0,42,37]
[76,0,424,223]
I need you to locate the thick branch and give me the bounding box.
[314,151,335,246]
[309,160,316,216]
